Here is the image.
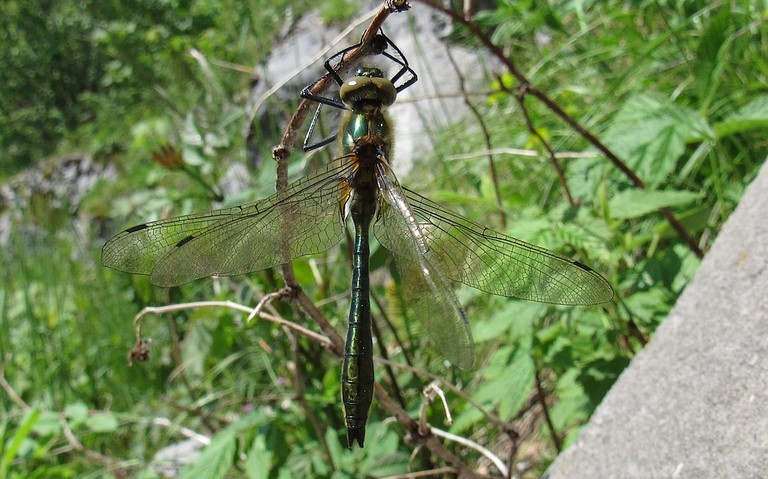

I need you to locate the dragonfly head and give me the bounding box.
[340,67,397,107]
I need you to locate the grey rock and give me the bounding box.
[545,158,768,478]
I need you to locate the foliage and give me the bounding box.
[0,0,313,179]
[2,1,767,478]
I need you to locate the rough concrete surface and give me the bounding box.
[545,158,768,479]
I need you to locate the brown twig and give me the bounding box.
[414,0,704,259]
[534,365,562,453]
[514,83,576,207]
[371,311,408,409]
[374,383,491,479]
[372,292,414,367]
[286,326,334,466]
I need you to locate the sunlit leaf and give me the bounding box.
[609,189,701,219]
[179,431,235,479]
[85,413,120,433]
[601,94,711,187]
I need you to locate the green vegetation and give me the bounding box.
[2,1,767,477]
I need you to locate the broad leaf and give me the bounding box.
[609,189,700,219]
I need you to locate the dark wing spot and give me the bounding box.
[126,224,149,233]
[176,235,195,247]
[573,260,594,272]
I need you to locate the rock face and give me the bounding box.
[544,157,768,478]
[246,3,495,177]
[0,153,115,246]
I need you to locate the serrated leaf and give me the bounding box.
[550,369,589,430]
[244,436,272,479]
[601,94,710,187]
[179,412,267,479]
[609,189,700,219]
[474,347,535,421]
[85,413,119,433]
[179,431,236,479]
[449,407,484,434]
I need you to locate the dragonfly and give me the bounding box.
[102,33,613,448]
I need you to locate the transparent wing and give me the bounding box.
[373,163,474,369]
[402,189,614,305]
[102,159,354,287]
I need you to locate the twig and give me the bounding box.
[514,83,576,207]
[131,300,332,351]
[372,313,408,409]
[381,467,458,478]
[376,356,515,437]
[374,383,491,479]
[534,365,562,453]
[286,325,335,466]
[445,148,598,161]
[430,427,509,477]
[1,354,28,410]
[243,5,380,135]
[152,417,211,445]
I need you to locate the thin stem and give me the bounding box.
[371,311,408,409]
[514,84,576,207]
[534,365,562,453]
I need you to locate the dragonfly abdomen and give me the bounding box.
[341,192,375,448]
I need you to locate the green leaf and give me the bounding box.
[474,347,535,421]
[85,413,120,433]
[31,411,61,436]
[179,431,236,479]
[181,321,213,378]
[577,356,631,406]
[550,369,589,430]
[601,94,711,187]
[244,435,272,479]
[609,189,700,219]
[1,409,41,477]
[472,299,544,343]
[713,95,768,139]
[450,407,484,434]
[180,412,268,479]
[64,402,89,424]
[693,6,732,111]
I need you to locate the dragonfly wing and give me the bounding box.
[102,160,352,286]
[373,164,474,369]
[402,189,614,305]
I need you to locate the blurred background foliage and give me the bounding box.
[1,0,767,477]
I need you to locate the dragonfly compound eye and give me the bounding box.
[340,76,397,106]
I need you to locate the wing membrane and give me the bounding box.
[102,159,354,286]
[403,189,613,305]
[373,164,474,369]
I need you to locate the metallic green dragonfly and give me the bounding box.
[102,35,613,448]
